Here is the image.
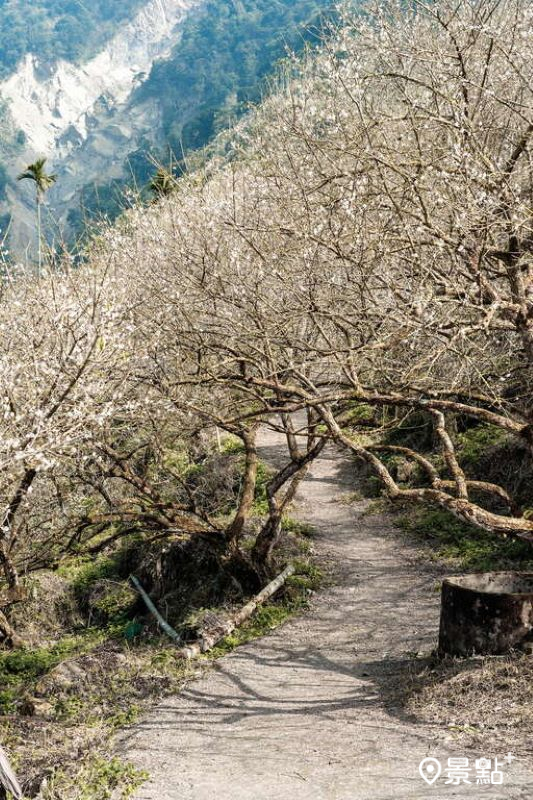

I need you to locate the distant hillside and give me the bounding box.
[0,0,147,78]
[0,0,336,256]
[69,0,336,236]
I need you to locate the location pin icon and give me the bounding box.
[419,757,442,786]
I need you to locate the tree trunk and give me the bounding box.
[0,544,19,590]
[37,191,42,272]
[226,429,258,554]
[252,469,306,573]
[251,434,325,573]
[0,610,24,649]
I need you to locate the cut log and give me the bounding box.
[438,572,533,657]
[0,745,23,800]
[177,563,295,659]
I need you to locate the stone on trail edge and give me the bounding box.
[121,424,532,800]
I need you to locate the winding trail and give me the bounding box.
[123,425,531,799]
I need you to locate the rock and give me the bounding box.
[35,659,94,695]
[21,696,55,719]
[35,650,128,696]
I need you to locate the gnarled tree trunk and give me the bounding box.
[226,428,258,555]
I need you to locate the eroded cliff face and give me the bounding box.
[0,0,203,256]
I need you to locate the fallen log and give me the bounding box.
[0,745,23,800]
[177,563,295,659]
[129,575,182,644]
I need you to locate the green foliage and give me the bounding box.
[209,603,296,656]
[397,508,533,572]
[0,629,105,713]
[74,756,148,800]
[342,402,375,425]
[0,1,147,78]
[67,178,137,233]
[252,460,272,515]
[139,0,334,154]
[219,434,246,455]
[17,157,57,193]
[456,423,509,468]
[455,423,532,510]
[65,553,126,597]
[288,559,323,591]
[280,517,314,537]
[59,546,141,627]
[90,583,137,626]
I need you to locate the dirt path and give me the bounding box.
[123,426,531,799]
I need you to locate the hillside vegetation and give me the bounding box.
[0,0,532,795]
[0,0,146,78]
[68,0,336,234]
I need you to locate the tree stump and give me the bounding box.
[438,572,533,657]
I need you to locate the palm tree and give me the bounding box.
[17,158,57,270]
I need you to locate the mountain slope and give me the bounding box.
[1,0,201,157]
[67,0,334,236]
[0,0,147,78]
[0,0,335,257]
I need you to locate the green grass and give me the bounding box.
[252,461,273,515]
[0,550,145,715]
[341,403,375,425]
[219,434,245,455]
[0,452,323,796]
[65,756,148,800]
[287,559,323,592]
[0,628,110,714]
[58,544,142,627]
[209,560,322,657]
[209,602,297,657]
[397,507,533,572]
[59,544,133,592]
[280,516,314,536]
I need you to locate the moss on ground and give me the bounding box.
[0,629,108,715]
[396,507,533,572]
[47,756,148,800]
[209,603,297,657]
[455,423,509,468]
